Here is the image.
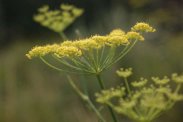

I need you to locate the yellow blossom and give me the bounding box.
[126,31,144,41]
[116,68,132,78]
[131,22,156,32]
[107,35,129,46]
[72,38,100,50]
[167,93,183,101]
[26,44,59,59]
[61,40,73,46]
[109,29,125,36]
[141,93,166,109]
[172,73,183,84]
[55,46,82,58]
[38,5,49,13]
[91,35,108,46]
[95,87,125,104]
[34,4,83,33]
[152,76,170,85]
[119,99,136,109]
[60,4,74,11]
[72,8,84,17]
[34,14,45,22]
[131,78,148,87]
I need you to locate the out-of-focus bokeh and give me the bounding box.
[0,0,183,122]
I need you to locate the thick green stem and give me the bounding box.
[96,74,118,122]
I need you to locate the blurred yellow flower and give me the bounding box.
[131,22,156,32]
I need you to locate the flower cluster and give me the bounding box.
[116,68,132,78]
[26,22,155,74]
[96,68,183,122]
[131,22,156,32]
[34,4,83,33]
[26,29,128,59]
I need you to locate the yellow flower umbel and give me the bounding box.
[116,68,132,78]
[26,22,155,74]
[131,22,156,32]
[34,4,83,34]
[96,68,183,122]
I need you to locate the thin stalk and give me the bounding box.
[40,57,88,74]
[90,49,99,72]
[114,40,137,64]
[167,84,182,109]
[40,56,65,72]
[124,77,131,96]
[83,51,98,72]
[96,74,118,122]
[105,40,137,70]
[101,47,115,70]
[52,55,88,72]
[73,54,95,72]
[67,75,106,122]
[148,109,162,121]
[59,32,67,40]
[95,49,99,68]
[99,46,105,65]
[72,58,91,70]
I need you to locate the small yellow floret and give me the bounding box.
[131,78,148,87]
[26,44,59,59]
[72,38,100,50]
[92,35,108,46]
[72,8,84,16]
[55,46,82,58]
[34,15,45,22]
[116,68,133,78]
[126,31,144,41]
[60,4,74,11]
[141,93,166,109]
[61,40,73,46]
[131,22,156,32]
[167,93,183,101]
[119,99,136,109]
[152,76,170,85]
[38,5,49,13]
[95,87,125,103]
[109,29,125,36]
[107,35,129,46]
[172,73,183,84]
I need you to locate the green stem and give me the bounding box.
[167,84,182,109]
[96,74,118,122]
[67,75,106,122]
[59,32,67,40]
[124,77,131,96]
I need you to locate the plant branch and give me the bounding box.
[67,75,106,122]
[96,74,118,122]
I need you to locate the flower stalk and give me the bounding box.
[96,74,118,122]
[67,75,106,122]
